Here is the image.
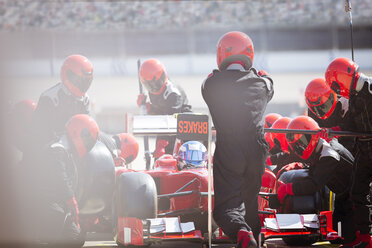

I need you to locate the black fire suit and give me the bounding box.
[308,99,355,154]
[29,137,81,245]
[268,147,306,175]
[347,82,372,235]
[290,139,356,243]
[202,64,274,241]
[148,81,192,155]
[31,83,90,147]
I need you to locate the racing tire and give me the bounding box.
[116,172,157,218]
[282,235,319,246]
[114,172,157,247]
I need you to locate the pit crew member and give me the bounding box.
[325,57,372,248]
[305,77,355,153]
[202,31,274,248]
[31,54,93,147]
[30,114,99,245]
[98,132,139,167]
[137,58,192,158]
[277,115,356,244]
[265,117,304,177]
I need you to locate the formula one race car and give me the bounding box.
[112,114,279,247]
[111,114,340,247]
[113,114,214,246]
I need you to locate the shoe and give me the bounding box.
[237,230,257,248]
[341,233,372,248]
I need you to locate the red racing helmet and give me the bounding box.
[286,116,320,160]
[113,133,139,164]
[66,114,99,158]
[61,54,94,98]
[325,57,359,99]
[271,117,292,153]
[140,58,168,95]
[305,78,337,120]
[217,31,254,70]
[265,113,282,128]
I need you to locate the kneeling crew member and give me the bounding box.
[277,116,356,244]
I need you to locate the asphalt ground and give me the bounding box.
[83,232,338,248]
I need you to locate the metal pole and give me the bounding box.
[137,59,151,169]
[207,113,212,248]
[264,128,372,137]
[345,0,354,61]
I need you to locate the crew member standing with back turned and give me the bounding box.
[202,31,274,248]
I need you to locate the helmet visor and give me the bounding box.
[286,133,312,158]
[308,93,335,119]
[81,128,96,154]
[67,69,93,94]
[142,72,166,94]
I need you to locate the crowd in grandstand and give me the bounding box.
[1,0,371,31]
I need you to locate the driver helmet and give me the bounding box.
[177,141,207,170]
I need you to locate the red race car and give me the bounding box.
[112,114,340,247]
[112,114,276,246]
[113,148,278,246]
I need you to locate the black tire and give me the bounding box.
[117,172,157,219]
[115,172,157,247]
[282,235,318,246]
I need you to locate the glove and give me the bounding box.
[277,162,303,178]
[320,127,341,142]
[282,162,303,172]
[136,94,147,107]
[145,102,152,113]
[153,139,169,159]
[114,157,126,167]
[66,197,80,229]
[277,182,294,203]
[258,69,268,77]
[319,128,333,142]
[266,156,272,166]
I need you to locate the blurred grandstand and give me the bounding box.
[1,0,372,31]
[1,0,372,133]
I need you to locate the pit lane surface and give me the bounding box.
[83,232,338,248]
